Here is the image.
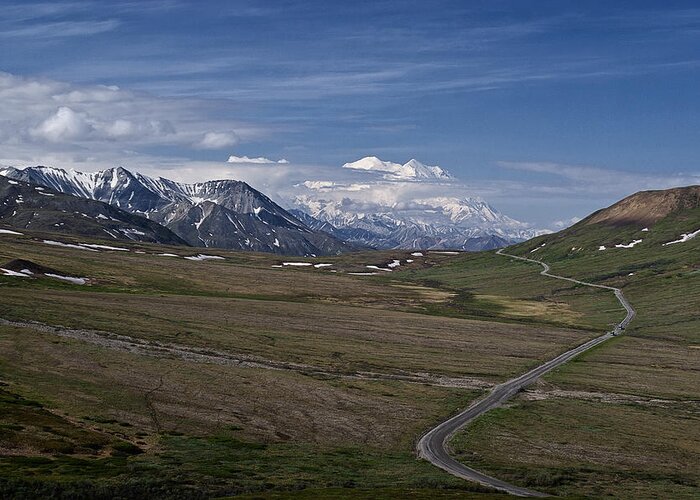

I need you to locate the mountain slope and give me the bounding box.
[508,185,700,271]
[1,166,354,255]
[582,185,700,227]
[0,176,187,244]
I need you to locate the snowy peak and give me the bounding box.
[291,193,541,251]
[1,165,353,255]
[289,154,540,250]
[342,156,400,172]
[342,156,452,180]
[401,159,451,180]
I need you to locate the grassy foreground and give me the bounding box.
[1,216,697,498]
[0,229,597,498]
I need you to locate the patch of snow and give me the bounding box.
[0,229,23,235]
[387,260,401,268]
[184,254,225,261]
[43,240,98,251]
[96,213,109,220]
[662,228,700,246]
[45,273,87,285]
[157,253,179,257]
[282,262,313,266]
[641,227,649,232]
[1,268,31,277]
[119,229,146,237]
[38,192,55,196]
[80,244,129,251]
[35,187,44,191]
[615,239,642,249]
[598,246,606,251]
[348,272,378,276]
[273,238,280,247]
[7,180,18,185]
[366,265,392,272]
[314,263,333,268]
[410,252,423,257]
[430,251,460,255]
[406,259,414,263]
[530,243,546,253]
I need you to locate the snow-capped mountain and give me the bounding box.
[342,156,452,180]
[291,195,538,250]
[0,176,186,245]
[0,166,353,255]
[286,156,544,250]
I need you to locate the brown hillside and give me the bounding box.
[583,185,700,227]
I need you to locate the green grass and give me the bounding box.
[450,398,700,498]
[1,213,698,498]
[443,209,700,498]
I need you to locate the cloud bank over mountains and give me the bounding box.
[1,69,697,230]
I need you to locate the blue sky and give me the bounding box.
[1,0,699,226]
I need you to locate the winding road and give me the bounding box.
[416,248,636,497]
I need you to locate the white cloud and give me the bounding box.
[197,131,239,149]
[496,161,700,195]
[31,106,93,142]
[227,154,289,164]
[102,119,136,139]
[302,180,337,190]
[0,71,264,165]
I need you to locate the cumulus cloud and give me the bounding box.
[0,71,262,166]
[31,107,93,142]
[29,106,176,143]
[197,131,239,149]
[227,154,289,164]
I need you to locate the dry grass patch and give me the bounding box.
[474,294,583,326]
[0,288,595,381]
[0,323,475,449]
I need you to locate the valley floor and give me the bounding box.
[0,227,698,498]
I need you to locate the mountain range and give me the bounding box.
[1,158,545,254]
[0,166,353,256]
[288,156,544,250]
[0,175,185,244]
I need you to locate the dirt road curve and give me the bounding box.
[416,249,636,497]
